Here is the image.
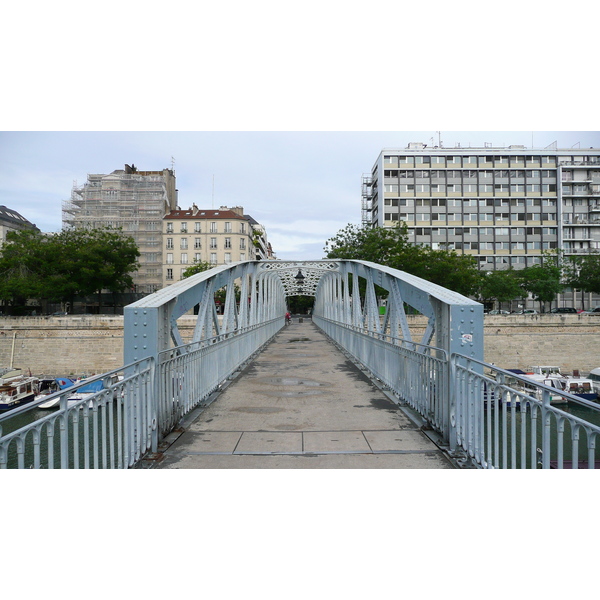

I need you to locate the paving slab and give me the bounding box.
[155,321,454,469]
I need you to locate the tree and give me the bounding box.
[0,229,49,312]
[324,223,480,296]
[563,253,600,309]
[324,223,412,265]
[476,269,523,309]
[517,263,563,310]
[0,227,140,313]
[181,260,213,279]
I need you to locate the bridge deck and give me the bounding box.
[150,320,453,469]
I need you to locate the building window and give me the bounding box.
[225,222,232,233]
[194,238,201,249]
[225,237,232,249]
[240,238,246,249]
[224,253,232,264]
[194,253,201,262]
[210,237,217,249]
[180,238,188,250]
[166,223,173,233]
[181,222,188,233]
[210,253,217,264]
[194,222,201,233]
[181,253,188,264]
[166,253,173,264]
[210,222,218,233]
[166,268,173,280]
[240,252,246,261]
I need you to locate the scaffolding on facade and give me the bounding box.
[62,167,177,294]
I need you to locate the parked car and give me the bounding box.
[488,310,510,315]
[514,309,538,314]
[550,307,577,314]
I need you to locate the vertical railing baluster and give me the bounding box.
[572,426,579,469]
[72,411,79,469]
[557,417,564,470]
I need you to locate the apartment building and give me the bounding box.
[363,143,600,273]
[63,164,177,294]
[0,205,39,243]
[162,205,272,287]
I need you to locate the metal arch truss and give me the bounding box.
[260,260,338,297]
[123,259,483,452]
[124,261,288,363]
[124,258,483,369]
[311,260,484,361]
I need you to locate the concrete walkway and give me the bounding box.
[153,320,454,469]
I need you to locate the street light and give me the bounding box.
[295,269,305,293]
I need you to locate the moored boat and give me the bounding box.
[525,366,597,404]
[0,368,39,412]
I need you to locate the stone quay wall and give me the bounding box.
[0,314,599,377]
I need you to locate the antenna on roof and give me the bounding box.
[171,156,175,171]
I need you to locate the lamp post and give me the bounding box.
[294,269,305,294]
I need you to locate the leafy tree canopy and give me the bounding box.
[324,223,480,296]
[476,269,523,306]
[181,260,213,279]
[0,227,140,309]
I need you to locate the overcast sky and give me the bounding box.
[2,130,600,261]
[3,5,598,262]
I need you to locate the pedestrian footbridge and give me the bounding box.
[2,260,599,469]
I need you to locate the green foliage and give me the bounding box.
[324,223,480,296]
[0,227,140,310]
[476,269,523,306]
[181,260,213,279]
[563,253,600,295]
[517,263,563,306]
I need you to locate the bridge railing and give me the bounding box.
[452,356,600,469]
[315,316,450,436]
[156,318,281,437]
[0,359,154,469]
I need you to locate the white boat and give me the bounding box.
[39,377,107,409]
[0,369,39,412]
[587,367,600,395]
[525,366,597,404]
